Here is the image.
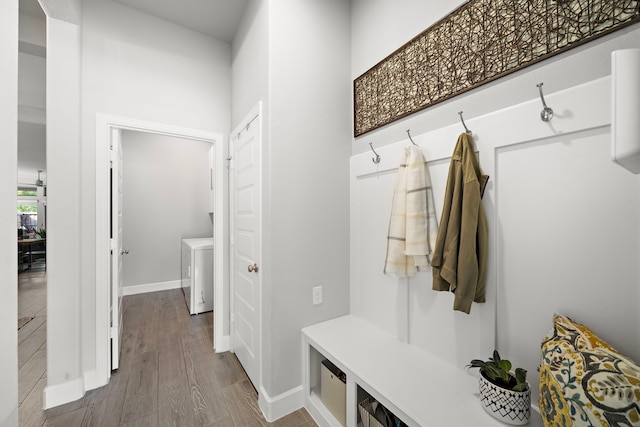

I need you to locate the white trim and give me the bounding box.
[215,334,230,352]
[95,113,225,389]
[122,280,182,296]
[43,378,84,409]
[213,118,228,353]
[83,369,102,392]
[258,385,304,423]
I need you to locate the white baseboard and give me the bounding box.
[83,369,108,393]
[122,280,181,296]
[214,334,230,353]
[43,378,84,409]
[258,385,304,423]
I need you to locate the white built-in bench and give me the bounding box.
[302,315,544,427]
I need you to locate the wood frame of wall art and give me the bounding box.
[353,0,640,137]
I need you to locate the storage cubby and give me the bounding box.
[356,386,408,427]
[305,345,348,427]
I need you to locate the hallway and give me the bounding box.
[17,282,316,426]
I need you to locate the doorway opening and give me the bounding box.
[95,114,228,386]
[17,0,48,415]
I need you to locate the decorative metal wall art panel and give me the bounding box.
[354,0,640,136]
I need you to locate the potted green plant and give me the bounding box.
[467,350,531,425]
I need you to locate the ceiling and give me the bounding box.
[112,0,249,43]
[16,0,248,184]
[21,0,249,43]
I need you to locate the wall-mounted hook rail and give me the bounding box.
[537,82,554,122]
[458,111,472,135]
[406,129,418,146]
[369,142,381,164]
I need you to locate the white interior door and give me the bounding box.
[231,109,261,390]
[110,128,124,371]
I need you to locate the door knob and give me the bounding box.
[247,263,259,273]
[121,249,129,255]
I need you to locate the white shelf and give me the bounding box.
[303,315,544,427]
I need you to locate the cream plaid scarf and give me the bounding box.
[383,146,438,277]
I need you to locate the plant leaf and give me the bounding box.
[513,382,528,392]
[484,365,501,381]
[468,359,487,368]
[500,359,512,373]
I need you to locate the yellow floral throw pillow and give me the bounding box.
[539,315,640,427]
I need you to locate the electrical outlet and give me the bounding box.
[312,286,323,305]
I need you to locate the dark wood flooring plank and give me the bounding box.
[270,409,317,427]
[223,379,267,427]
[119,414,157,427]
[184,350,230,425]
[158,378,194,427]
[18,315,46,345]
[42,407,87,427]
[18,347,47,404]
[77,382,111,427]
[19,377,46,427]
[17,272,47,319]
[89,370,128,427]
[181,324,214,357]
[158,338,186,386]
[18,322,46,369]
[210,352,247,388]
[209,416,236,427]
[119,350,159,426]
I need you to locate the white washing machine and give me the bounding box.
[181,238,214,315]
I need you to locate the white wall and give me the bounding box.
[18,13,46,181]
[350,0,640,409]
[44,14,84,408]
[80,0,231,383]
[351,0,640,156]
[0,2,19,425]
[231,0,268,126]
[266,0,351,399]
[18,52,45,111]
[351,77,640,406]
[232,0,352,411]
[496,123,640,399]
[121,131,213,290]
[17,122,46,179]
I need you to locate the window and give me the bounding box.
[17,186,42,238]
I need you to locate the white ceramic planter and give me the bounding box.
[478,372,531,425]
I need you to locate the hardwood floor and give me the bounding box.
[18,269,47,427]
[17,276,317,427]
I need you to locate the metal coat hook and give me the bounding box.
[537,83,554,122]
[406,129,418,146]
[369,142,381,164]
[458,111,472,135]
